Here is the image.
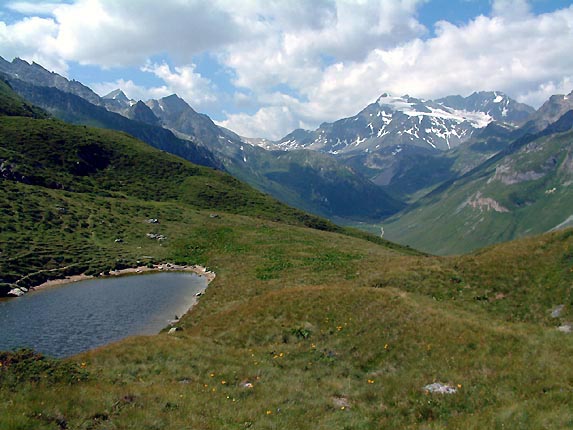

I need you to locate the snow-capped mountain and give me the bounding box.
[278,92,534,154]
[102,89,134,110]
[436,91,534,124]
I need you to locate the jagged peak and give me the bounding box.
[157,93,196,113]
[161,93,186,103]
[12,57,29,65]
[103,89,129,101]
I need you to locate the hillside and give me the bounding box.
[0,78,47,118]
[383,111,573,254]
[1,83,370,294]
[3,62,403,223]
[4,75,222,170]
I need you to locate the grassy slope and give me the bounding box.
[0,78,47,118]
[2,97,573,428]
[2,115,376,290]
[383,129,573,255]
[2,219,573,429]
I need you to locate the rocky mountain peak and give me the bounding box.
[126,100,160,126]
[149,94,196,118]
[519,89,573,135]
[103,89,130,103]
[278,90,536,155]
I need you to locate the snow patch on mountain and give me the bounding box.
[276,91,535,155]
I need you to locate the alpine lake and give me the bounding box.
[0,272,207,358]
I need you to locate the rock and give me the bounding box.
[146,218,159,224]
[423,382,457,394]
[209,213,220,219]
[168,327,180,334]
[146,233,166,240]
[332,396,351,409]
[7,288,25,297]
[557,323,572,333]
[114,238,123,243]
[551,304,565,318]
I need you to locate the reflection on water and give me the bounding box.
[0,272,206,357]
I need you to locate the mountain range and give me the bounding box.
[0,57,402,221]
[2,55,573,254]
[278,91,533,153]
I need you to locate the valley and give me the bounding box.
[3,55,573,256]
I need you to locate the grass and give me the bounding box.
[3,200,573,428]
[2,89,573,428]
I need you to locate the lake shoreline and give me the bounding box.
[28,264,216,293]
[1,270,212,357]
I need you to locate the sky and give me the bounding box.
[1,0,573,139]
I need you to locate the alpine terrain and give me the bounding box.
[2,73,573,429]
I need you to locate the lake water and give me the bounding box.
[0,272,207,358]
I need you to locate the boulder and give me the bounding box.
[423,382,457,394]
[8,288,25,297]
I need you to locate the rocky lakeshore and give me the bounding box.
[4,264,215,298]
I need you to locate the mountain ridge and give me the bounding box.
[278,91,534,154]
[383,108,573,254]
[0,56,404,222]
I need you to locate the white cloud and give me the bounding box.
[2,0,243,67]
[227,3,573,138]
[0,16,67,73]
[90,63,218,109]
[219,0,427,93]
[1,0,573,139]
[491,0,531,20]
[218,105,313,140]
[141,62,218,108]
[518,77,573,107]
